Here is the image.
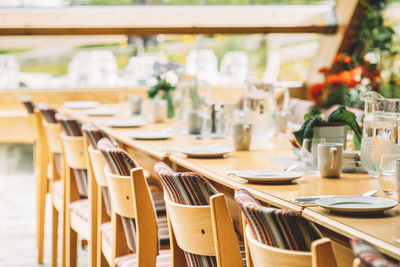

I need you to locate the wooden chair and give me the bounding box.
[235,188,337,267]
[60,132,98,267]
[27,110,48,265]
[42,120,65,267]
[87,144,112,266]
[154,162,245,267]
[350,238,399,267]
[244,225,336,267]
[104,166,171,267]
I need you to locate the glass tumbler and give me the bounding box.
[378,154,400,197]
[301,138,326,174]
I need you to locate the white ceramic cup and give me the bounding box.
[232,122,252,150]
[151,99,167,123]
[128,95,142,115]
[318,143,343,178]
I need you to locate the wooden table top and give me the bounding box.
[63,104,400,260]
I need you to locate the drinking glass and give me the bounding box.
[378,154,400,197]
[301,138,326,174]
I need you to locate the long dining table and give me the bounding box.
[62,104,400,266]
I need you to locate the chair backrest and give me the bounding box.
[154,162,243,267]
[21,95,36,114]
[61,133,87,170]
[164,197,216,256]
[43,121,62,154]
[236,189,337,267]
[351,239,399,267]
[88,145,107,187]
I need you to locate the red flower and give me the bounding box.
[333,53,343,64]
[326,74,341,84]
[309,83,325,102]
[344,56,352,64]
[318,67,331,74]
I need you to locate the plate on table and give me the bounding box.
[178,146,233,158]
[64,101,99,109]
[315,196,398,215]
[126,131,173,140]
[85,108,117,116]
[227,170,303,184]
[103,118,146,128]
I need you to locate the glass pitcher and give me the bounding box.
[244,81,289,140]
[360,91,400,178]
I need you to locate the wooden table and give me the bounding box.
[63,105,400,265]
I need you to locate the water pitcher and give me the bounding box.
[244,81,289,140]
[360,91,400,178]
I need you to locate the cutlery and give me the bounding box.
[394,239,400,245]
[293,190,378,204]
[228,164,299,177]
[284,164,298,172]
[162,142,221,153]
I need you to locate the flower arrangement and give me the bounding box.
[147,62,182,117]
[309,0,399,109]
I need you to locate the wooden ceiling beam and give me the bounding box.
[0,5,337,35]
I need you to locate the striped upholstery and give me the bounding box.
[101,186,112,217]
[38,103,58,123]
[52,180,63,197]
[55,113,88,197]
[21,96,35,114]
[100,222,113,245]
[235,189,322,251]
[72,169,89,198]
[55,113,83,137]
[115,249,171,267]
[351,239,399,267]
[154,162,219,267]
[70,199,90,222]
[98,138,169,253]
[82,122,111,149]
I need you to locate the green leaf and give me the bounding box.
[327,105,362,150]
[293,115,322,146]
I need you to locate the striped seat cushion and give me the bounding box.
[38,103,58,123]
[235,189,322,251]
[82,122,111,149]
[55,113,88,198]
[351,239,399,267]
[115,249,171,267]
[21,96,36,114]
[98,138,168,253]
[154,162,221,267]
[55,113,83,137]
[70,199,90,222]
[47,153,62,180]
[52,180,63,197]
[100,222,113,245]
[73,169,89,198]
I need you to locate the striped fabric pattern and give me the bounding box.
[38,103,58,123]
[154,162,219,267]
[100,222,113,245]
[82,122,111,149]
[351,239,399,267]
[55,113,88,197]
[235,189,322,251]
[115,249,171,267]
[20,96,35,114]
[97,138,169,253]
[73,169,89,198]
[101,186,112,217]
[55,113,83,137]
[70,199,90,222]
[52,180,63,197]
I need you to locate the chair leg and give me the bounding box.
[37,174,47,264]
[51,205,59,267]
[65,217,78,267]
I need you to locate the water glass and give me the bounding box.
[301,138,326,174]
[378,154,400,197]
[151,99,168,123]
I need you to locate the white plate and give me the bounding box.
[85,108,117,116]
[64,101,99,109]
[315,196,398,215]
[126,131,173,140]
[179,146,233,158]
[228,170,303,184]
[103,118,146,128]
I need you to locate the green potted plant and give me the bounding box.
[293,105,362,151]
